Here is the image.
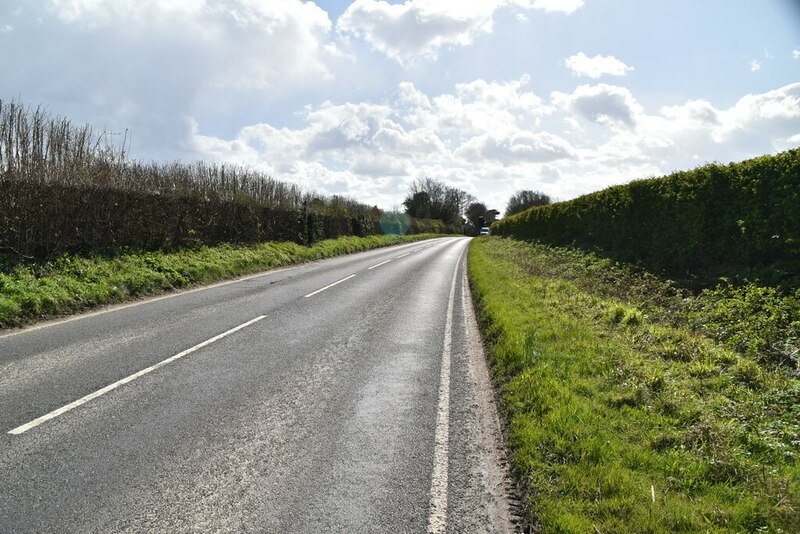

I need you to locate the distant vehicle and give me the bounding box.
[479,227,490,236]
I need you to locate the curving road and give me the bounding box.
[0,237,517,533]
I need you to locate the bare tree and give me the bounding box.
[505,190,551,217]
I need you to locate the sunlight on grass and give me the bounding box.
[468,237,799,533]
[0,234,442,328]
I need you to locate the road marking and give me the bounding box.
[427,243,466,533]
[303,274,356,298]
[367,260,391,270]
[7,316,266,435]
[396,252,411,258]
[0,239,441,340]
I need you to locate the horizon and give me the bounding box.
[2,0,799,212]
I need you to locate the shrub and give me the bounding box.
[491,150,800,290]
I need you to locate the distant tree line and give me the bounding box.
[399,177,553,236]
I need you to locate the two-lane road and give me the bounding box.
[0,237,517,533]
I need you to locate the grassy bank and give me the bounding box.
[0,234,441,329]
[468,237,799,533]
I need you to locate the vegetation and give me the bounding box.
[468,237,799,533]
[504,189,552,217]
[402,176,474,226]
[492,150,800,290]
[0,234,441,329]
[0,99,451,261]
[465,201,500,235]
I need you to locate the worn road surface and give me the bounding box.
[0,237,518,533]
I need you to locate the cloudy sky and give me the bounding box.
[2,1,799,213]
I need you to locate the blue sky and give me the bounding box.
[2,0,799,212]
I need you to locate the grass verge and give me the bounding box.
[468,237,799,533]
[0,234,443,329]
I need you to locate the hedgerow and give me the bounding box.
[0,100,457,261]
[492,149,800,290]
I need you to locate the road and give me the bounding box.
[0,237,518,533]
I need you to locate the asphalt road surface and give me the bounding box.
[0,237,518,533]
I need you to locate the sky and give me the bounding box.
[2,0,799,213]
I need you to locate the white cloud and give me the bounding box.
[336,0,496,65]
[45,0,337,89]
[407,76,552,137]
[351,154,409,176]
[793,49,800,59]
[552,83,642,128]
[715,82,800,141]
[456,130,575,165]
[186,80,800,211]
[565,52,634,78]
[539,164,562,183]
[336,0,583,65]
[750,59,762,72]
[1,0,342,161]
[660,99,719,126]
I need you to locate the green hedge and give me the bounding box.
[492,149,800,288]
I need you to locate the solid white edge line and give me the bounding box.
[427,242,466,533]
[367,260,392,270]
[303,274,356,298]
[8,315,266,435]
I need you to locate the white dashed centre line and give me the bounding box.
[8,315,267,435]
[368,260,392,270]
[303,274,356,298]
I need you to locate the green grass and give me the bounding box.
[468,237,799,533]
[0,234,443,328]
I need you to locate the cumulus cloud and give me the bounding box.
[46,0,338,89]
[406,75,552,136]
[181,79,800,210]
[793,49,800,59]
[552,84,642,128]
[539,164,562,183]
[565,52,634,78]
[660,99,719,126]
[184,76,565,206]
[456,131,575,165]
[336,0,583,65]
[750,59,762,72]
[715,82,800,141]
[0,1,339,161]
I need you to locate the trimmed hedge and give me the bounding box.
[0,180,380,258]
[492,149,800,288]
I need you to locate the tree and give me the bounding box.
[403,177,473,226]
[466,202,487,231]
[403,191,431,219]
[465,202,501,235]
[505,190,551,217]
